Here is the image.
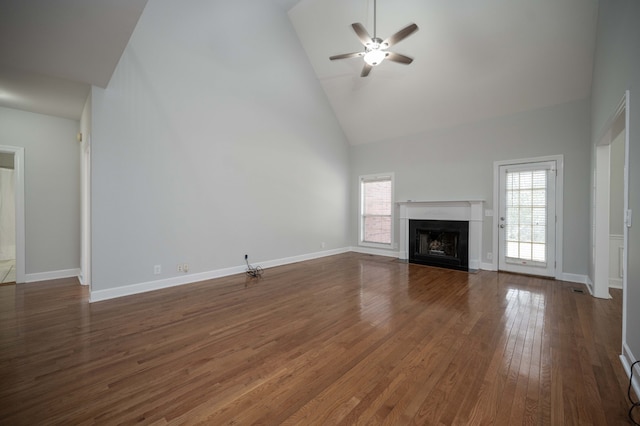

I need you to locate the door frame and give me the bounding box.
[0,145,25,283]
[593,91,629,314]
[492,155,564,280]
[80,134,91,287]
[497,161,557,277]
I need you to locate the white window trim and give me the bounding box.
[359,173,395,249]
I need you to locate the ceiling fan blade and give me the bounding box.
[382,23,418,48]
[361,63,373,77]
[352,23,373,46]
[329,52,364,61]
[386,52,413,64]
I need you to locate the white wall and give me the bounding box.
[350,99,591,276]
[90,0,350,293]
[590,0,640,371]
[0,106,80,275]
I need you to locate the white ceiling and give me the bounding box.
[0,0,598,145]
[289,0,599,145]
[0,0,148,119]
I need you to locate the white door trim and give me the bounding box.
[622,91,630,358]
[80,134,91,287]
[492,155,564,280]
[0,145,25,283]
[594,143,612,298]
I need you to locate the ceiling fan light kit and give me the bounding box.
[329,0,418,77]
[364,47,386,66]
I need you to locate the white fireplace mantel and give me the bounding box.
[397,200,484,270]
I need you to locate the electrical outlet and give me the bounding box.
[487,252,493,260]
[321,242,325,249]
[154,265,161,275]
[177,264,183,272]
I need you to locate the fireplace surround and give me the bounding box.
[398,200,484,271]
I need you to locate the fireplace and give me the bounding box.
[409,220,469,271]
[398,200,483,270]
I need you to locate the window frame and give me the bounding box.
[359,173,394,249]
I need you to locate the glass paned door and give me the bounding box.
[499,161,556,277]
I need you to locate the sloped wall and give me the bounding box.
[91,0,350,294]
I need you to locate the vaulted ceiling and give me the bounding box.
[289,0,598,145]
[0,0,598,145]
[0,0,149,119]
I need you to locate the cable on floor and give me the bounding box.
[245,256,263,278]
[629,360,640,425]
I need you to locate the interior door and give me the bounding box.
[498,161,556,277]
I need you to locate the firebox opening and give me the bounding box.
[409,220,469,271]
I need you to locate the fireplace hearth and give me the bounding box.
[409,220,469,271]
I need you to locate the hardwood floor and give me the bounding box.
[0,253,632,425]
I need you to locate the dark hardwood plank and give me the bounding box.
[0,253,631,425]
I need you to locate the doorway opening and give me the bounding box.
[0,145,25,284]
[0,153,16,283]
[593,92,628,300]
[593,92,630,376]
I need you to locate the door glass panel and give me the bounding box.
[504,169,548,264]
[507,241,519,257]
[532,243,546,262]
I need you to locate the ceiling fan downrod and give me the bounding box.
[373,0,377,39]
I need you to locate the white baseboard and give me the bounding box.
[85,248,596,302]
[25,268,80,283]
[480,262,496,271]
[609,278,623,289]
[474,265,587,283]
[78,273,89,286]
[585,276,594,295]
[350,246,400,258]
[621,343,640,401]
[90,247,351,303]
[559,273,589,285]
[257,247,350,269]
[90,265,245,302]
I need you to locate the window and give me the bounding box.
[360,174,394,246]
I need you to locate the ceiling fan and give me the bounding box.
[329,0,418,77]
